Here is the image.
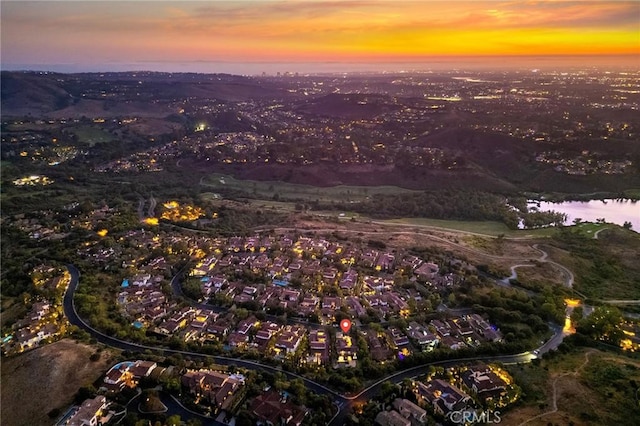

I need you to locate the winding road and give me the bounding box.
[501,244,574,289]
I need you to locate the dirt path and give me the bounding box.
[593,227,609,239]
[532,244,574,288]
[518,350,596,426]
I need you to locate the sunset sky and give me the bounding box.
[2,0,639,74]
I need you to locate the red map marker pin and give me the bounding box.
[340,319,352,334]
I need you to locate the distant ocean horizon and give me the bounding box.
[2,55,637,76]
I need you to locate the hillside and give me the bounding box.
[1,71,73,115]
[0,339,114,426]
[1,71,286,118]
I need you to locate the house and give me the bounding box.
[386,293,409,314]
[449,318,474,336]
[335,332,358,367]
[416,379,471,416]
[406,321,439,349]
[299,296,319,316]
[250,389,307,426]
[401,255,423,270]
[414,262,439,280]
[347,296,366,318]
[307,329,329,365]
[66,395,108,426]
[236,317,257,335]
[430,319,451,337]
[440,336,466,350]
[102,361,135,391]
[376,253,395,272]
[206,323,230,339]
[181,370,243,411]
[275,325,305,356]
[387,327,410,349]
[322,296,341,310]
[129,360,157,379]
[461,365,508,401]
[360,249,379,268]
[374,410,411,426]
[281,289,301,303]
[30,301,51,321]
[254,321,281,350]
[228,332,250,348]
[322,267,339,284]
[13,323,60,351]
[363,329,392,361]
[393,398,427,423]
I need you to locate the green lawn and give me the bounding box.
[571,222,610,237]
[623,188,640,199]
[69,125,113,146]
[200,173,419,203]
[380,217,560,238]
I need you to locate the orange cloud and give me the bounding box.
[2,1,638,68]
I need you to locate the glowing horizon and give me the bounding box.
[2,1,638,74]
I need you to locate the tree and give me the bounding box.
[166,415,181,426]
[577,306,624,344]
[74,385,96,404]
[235,410,254,426]
[380,381,398,403]
[570,306,584,326]
[623,221,633,230]
[289,378,307,405]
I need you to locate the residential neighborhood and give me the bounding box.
[1,265,70,355]
[109,231,503,370]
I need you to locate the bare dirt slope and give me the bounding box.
[1,339,114,426]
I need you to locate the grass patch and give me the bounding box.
[200,173,419,203]
[380,217,559,238]
[549,227,640,299]
[623,188,640,200]
[512,264,567,290]
[68,125,113,146]
[572,222,609,237]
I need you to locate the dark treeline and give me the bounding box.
[314,190,519,226]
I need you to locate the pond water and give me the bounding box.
[529,199,639,231]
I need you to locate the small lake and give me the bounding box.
[529,199,639,231]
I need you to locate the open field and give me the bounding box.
[382,218,514,236]
[546,228,640,300]
[381,217,561,238]
[512,263,568,290]
[502,349,640,426]
[200,173,420,203]
[67,125,113,146]
[1,339,116,426]
[623,188,640,199]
